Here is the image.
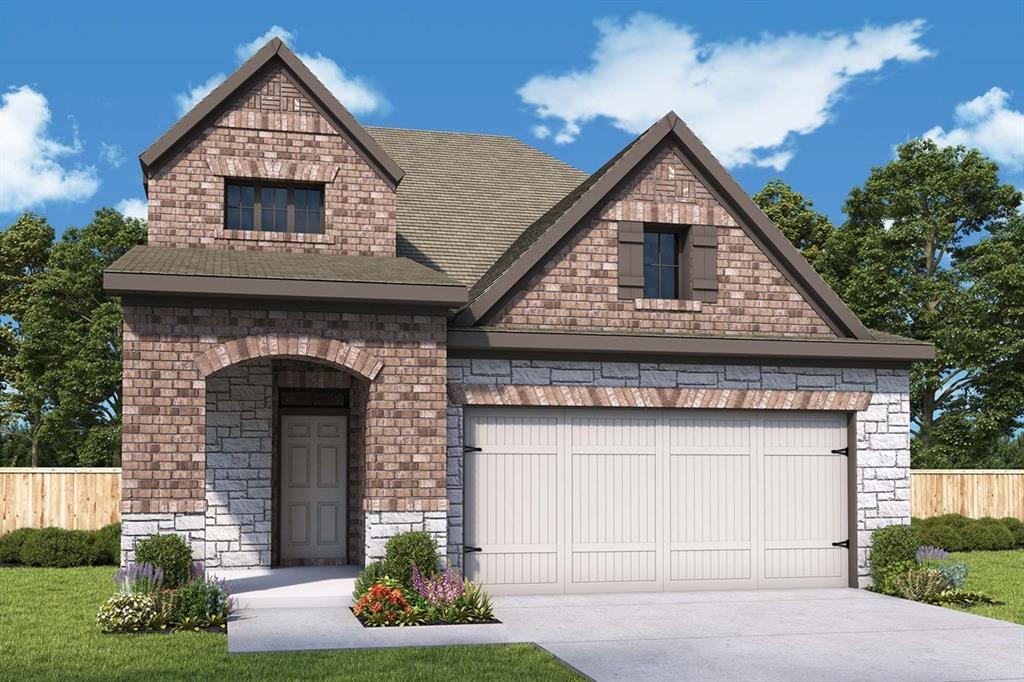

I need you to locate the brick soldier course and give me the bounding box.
[108,38,932,586]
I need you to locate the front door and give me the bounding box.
[280,415,347,563]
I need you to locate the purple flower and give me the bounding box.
[411,565,464,606]
[113,562,164,594]
[915,546,950,562]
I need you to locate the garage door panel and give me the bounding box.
[666,416,754,587]
[464,411,561,592]
[569,414,659,587]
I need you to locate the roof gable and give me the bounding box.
[454,112,873,341]
[139,38,403,189]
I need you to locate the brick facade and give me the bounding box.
[487,145,836,338]
[146,67,397,256]
[446,358,912,586]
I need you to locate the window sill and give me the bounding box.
[219,229,336,245]
[633,298,702,312]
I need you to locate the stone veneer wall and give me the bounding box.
[446,358,911,586]
[203,361,273,568]
[121,513,206,566]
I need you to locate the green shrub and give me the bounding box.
[93,523,122,565]
[0,527,35,565]
[1000,517,1024,546]
[134,534,193,588]
[869,524,918,585]
[383,531,439,588]
[874,559,917,596]
[96,593,159,633]
[172,576,233,624]
[0,524,121,567]
[19,527,102,567]
[353,561,387,599]
[912,514,1016,552]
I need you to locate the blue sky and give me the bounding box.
[1,0,1022,235]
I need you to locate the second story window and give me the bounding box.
[225,181,323,234]
[643,228,681,299]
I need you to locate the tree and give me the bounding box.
[0,209,145,466]
[753,179,835,271]
[820,139,1022,466]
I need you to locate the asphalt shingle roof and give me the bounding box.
[367,127,587,288]
[107,245,463,287]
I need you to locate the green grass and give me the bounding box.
[947,550,1024,625]
[0,567,580,681]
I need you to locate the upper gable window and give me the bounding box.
[225,182,323,234]
[643,228,681,299]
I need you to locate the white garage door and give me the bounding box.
[464,408,849,594]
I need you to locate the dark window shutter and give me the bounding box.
[617,220,644,299]
[689,224,718,302]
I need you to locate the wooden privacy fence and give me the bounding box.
[911,470,1024,521]
[0,468,121,534]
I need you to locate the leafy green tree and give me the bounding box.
[0,209,145,466]
[819,139,1022,466]
[753,179,835,271]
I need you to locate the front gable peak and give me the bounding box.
[139,39,403,189]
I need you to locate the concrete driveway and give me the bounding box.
[229,588,1024,681]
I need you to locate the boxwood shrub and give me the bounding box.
[0,523,121,567]
[134,534,193,588]
[382,531,439,588]
[869,524,918,585]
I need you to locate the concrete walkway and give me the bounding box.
[228,586,1024,681]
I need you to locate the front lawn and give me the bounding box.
[0,567,580,681]
[947,550,1024,625]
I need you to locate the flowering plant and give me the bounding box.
[915,546,950,562]
[353,578,420,627]
[411,565,464,606]
[113,562,164,594]
[915,545,969,588]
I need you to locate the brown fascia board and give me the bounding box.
[447,329,936,365]
[103,272,467,307]
[454,112,873,341]
[138,38,403,190]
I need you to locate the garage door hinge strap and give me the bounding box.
[464,546,482,554]
[463,446,482,453]
[832,540,850,549]
[831,446,849,456]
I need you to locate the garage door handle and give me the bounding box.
[463,446,482,453]
[464,546,482,554]
[832,540,849,549]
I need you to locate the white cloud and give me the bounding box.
[519,14,933,168]
[236,25,296,61]
[531,124,551,139]
[99,141,125,168]
[0,86,100,213]
[176,26,386,117]
[175,72,227,116]
[115,198,147,220]
[922,87,1024,171]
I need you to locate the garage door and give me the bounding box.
[463,408,849,594]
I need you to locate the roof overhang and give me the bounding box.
[104,272,467,308]
[447,328,935,367]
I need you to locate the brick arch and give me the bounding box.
[194,334,384,381]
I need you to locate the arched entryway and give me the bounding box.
[195,335,381,568]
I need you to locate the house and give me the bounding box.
[105,38,933,593]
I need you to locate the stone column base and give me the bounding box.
[120,513,206,567]
[364,511,447,566]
